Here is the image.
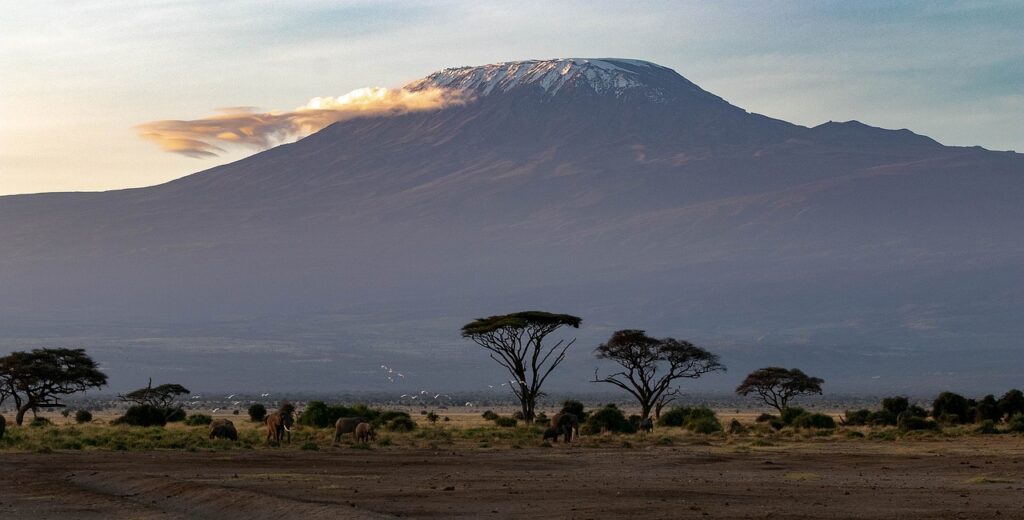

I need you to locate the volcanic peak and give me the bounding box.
[405,58,682,100]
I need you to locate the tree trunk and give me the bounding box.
[641,403,653,422]
[16,402,33,426]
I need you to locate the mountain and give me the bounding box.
[1,58,1022,394]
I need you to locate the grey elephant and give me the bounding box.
[354,422,375,443]
[640,417,654,433]
[542,426,560,442]
[266,402,296,445]
[209,418,238,441]
[550,412,580,443]
[333,416,368,443]
[0,414,6,441]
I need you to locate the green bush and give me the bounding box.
[584,404,634,434]
[184,414,213,426]
[975,419,998,435]
[493,416,517,428]
[843,409,871,426]
[165,407,186,423]
[658,406,717,428]
[868,410,897,426]
[386,416,417,432]
[1006,414,1024,433]
[999,389,1024,420]
[728,418,747,434]
[247,403,267,422]
[298,401,386,428]
[113,405,167,427]
[481,410,499,421]
[755,413,777,423]
[974,395,1002,423]
[881,396,909,416]
[560,400,588,421]
[74,410,93,424]
[792,413,835,430]
[426,411,440,423]
[780,407,807,425]
[689,416,722,434]
[29,417,53,428]
[898,415,940,432]
[932,392,972,424]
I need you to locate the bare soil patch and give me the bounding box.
[2,436,1023,519]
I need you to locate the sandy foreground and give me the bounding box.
[1,435,1022,520]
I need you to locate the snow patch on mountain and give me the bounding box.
[406,58,671,99]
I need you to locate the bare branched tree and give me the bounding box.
[593,330,724,421]
[461,311,581,423]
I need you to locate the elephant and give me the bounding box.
[333,416,368,443]
[354,422,375,443]
[266,403,296,445]
[640,417,654,433]
[542,427,560,442]
[209,418,238,441]
[550,412,579,443]
[0,414,5,441]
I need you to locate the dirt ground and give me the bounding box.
[1,436,1022,520]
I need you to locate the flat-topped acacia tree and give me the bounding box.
[593,330,725,421]
[735,367,824,413]
[461,311,582,423]
[0,348,108,425]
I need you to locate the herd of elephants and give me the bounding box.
[199,402,645,446]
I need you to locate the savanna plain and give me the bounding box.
[1,410,1022,519]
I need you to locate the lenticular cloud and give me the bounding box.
[137,87,468,158]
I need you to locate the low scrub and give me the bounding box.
[792,413,836,430]
[655,406,720,433]
[583,404,635,434]
[184,414,213,426]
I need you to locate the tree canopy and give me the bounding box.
[0,348,107,425]
[461,310,581,423]
[120,379,190,409]
[735,367,823,413]
[593,329,724,420]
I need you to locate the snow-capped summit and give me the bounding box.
[406,58,703,102]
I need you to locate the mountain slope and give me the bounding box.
[1,58,1021,393]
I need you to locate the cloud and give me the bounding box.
[136,86,469,157]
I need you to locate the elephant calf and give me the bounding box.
[354,422,375,443]
[209,418,238,441]
[640,417,654,433]
[542,427,559,442]
[333,416,368,443]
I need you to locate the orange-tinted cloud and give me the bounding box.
[137,87,469,158]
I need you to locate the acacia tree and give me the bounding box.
[735,367,823,413]
[592,330,725,421]
[461,311,582,423]
[0,348,108,425]
[119,379,190,409]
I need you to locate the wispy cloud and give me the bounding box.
[136,86,469,157]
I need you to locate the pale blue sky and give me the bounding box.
[1,1,1021,195]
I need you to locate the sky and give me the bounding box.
[1,0,1022,196]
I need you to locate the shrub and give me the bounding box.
[690,416,722,434]
[843,409,871,426]
[975,420,998,435]
[511,411,525,421]
[899,415,940,432]
[560,400,588,421]
[493,416,517,428]
[29,417,53,428]
[868,410,897,426]
[932,392,971,424]
[535,412,548,423]
[584,404,634,434]
[792,413,835,430]
[74,410,93,424]
[248,404,267,422]
[1006,414,1024,433]
[728,419,747,434]
[755,413,777,423]
[481,410,499,421]
[974,395,1001,423]
[386,416,417,432]
[658,406,717,428]
[426,411,440,424]
[184,414,213,426]
[298,401,384,428]
[165,407,187,423]
[377,411,412,427]
[113,405,167,427]
[780,407,807,425]
[881,396,909,416]
[998,389,1024,420]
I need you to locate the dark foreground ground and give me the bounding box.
[1,438,1022,519]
